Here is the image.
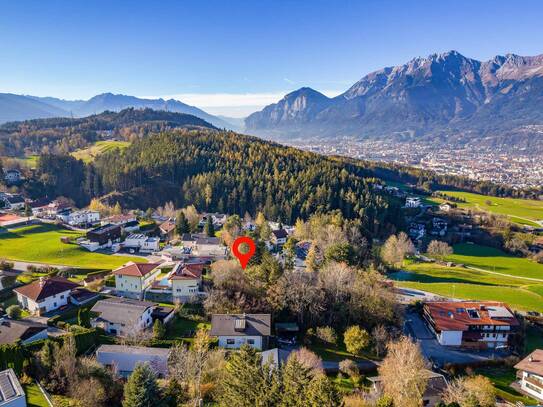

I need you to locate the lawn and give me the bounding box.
[0,223,143,269]
[475,366,537,405]
[24,383,50,407]
[72,140,130,163]
[436,190,543,226]
[165,316,211,340]
[525,325,543,354]
[446,243,543,281]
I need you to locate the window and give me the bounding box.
[247,339,255,345]
[226,339,235,345]
[60,295,64,299]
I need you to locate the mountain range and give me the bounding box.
[245,51,543,147]
[0,92,237,130]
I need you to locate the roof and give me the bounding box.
[91,297,155,326]
[169,263,203,280]
[3,195,24,204]
[103,214,137,224]
[159,220,176,234]
[210,314,271,337]
[70,287,100,303]
[261,348,292,367]
[96,344,170,357]
[13,277,79,301]
[0,368,24,403]
[272,229,288,239]
[0,319,48,344]
[195,236,220,245]
[515,349,543,377]
[369,370,447,397]
[88,223,121,235]
[181,233,195,242]
[113,262,159,277]
[424,301,519,332]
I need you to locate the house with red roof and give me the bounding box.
[113,262,161,299]
[14,276,97,315]
[169,263,203,301]
[423,301,519,349]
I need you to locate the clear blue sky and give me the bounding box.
[1,0,542,116]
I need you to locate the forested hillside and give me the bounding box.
[0,108,215,156]
[31,129,403,236]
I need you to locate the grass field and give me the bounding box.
[72,140,130,163]
[24,383,50,407]
[436,190,543,226]
[0,223,143,269]
[446,243,543,281]
[474,366,537,405]
[392,244,543,312]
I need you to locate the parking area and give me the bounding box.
[404,312,508,367]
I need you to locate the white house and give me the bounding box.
[14,277,80,315]
[65,210,100,226]
[102,214,140,232]
[96,345,170,378]
[423,301,519,348]
[169,263,203,301]
[91,297,156,336]
[123,234,160,253]
[439,203,452,212]
[0,368,26,407]
[0,194,25,211]
[210,314,271,350]
[405,196,422,208]
[113,262,161,299]
[271,229,288,246]
[514,349,543,402]
[194,236,226,258]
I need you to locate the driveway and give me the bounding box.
[404,312,506,367]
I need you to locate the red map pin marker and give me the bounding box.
[231,236,256,269]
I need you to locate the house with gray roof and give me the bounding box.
[0,368,26,407]
[96,345,170,378]
[90,297,156,336]
[0,319,48,345]
[210,313,271,350]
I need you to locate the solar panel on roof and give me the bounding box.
[0,373,16,400]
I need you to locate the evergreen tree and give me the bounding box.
[122,363,163,407]
[175,211,190,235]
[306,374,342,407]
[204,216,215,237]
[153,319,165,339]
[279,355,312,407]
[218,344,278,407]
[77,308,91,328]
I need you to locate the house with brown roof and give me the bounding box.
[14,277,81,315]
[169,263,203,301]
[159,220,176,242]
[210,313,271,350]
[423,301,519,349]
[514,349,543,402]
[113,262,161,299]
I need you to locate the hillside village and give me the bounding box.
[0,171,543,407]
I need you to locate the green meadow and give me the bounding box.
[0,223,142,269]
[436,190,543,226]
[71,140,131,163]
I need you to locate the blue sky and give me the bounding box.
[1,0,542,116]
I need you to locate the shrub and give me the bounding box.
[6,305,22,320]
[316,326,337,345]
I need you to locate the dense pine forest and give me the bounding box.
[31,129,403,236]
[0,108,214,156]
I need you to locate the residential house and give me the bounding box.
[0,319,49,345]
[514,349,543,402]
[0,368,26,406]
[64,210,100,226]
[32,199,71,218]
[113,262,161,299]
[123,234,160,253]
[369,370,447,407]
[169,263,203,301]
[102,214,140,233]
[423,301,519,349]
[193,235,226,258]
[199,213,227,228]
[405,196,422,208]
[439,202,452,212]
[0,194,25,211]
[271,229,288,246]
[80,223,122,251]
[96,345,170,378]
[14,277,79,315]
[90,297,156,336]
[260,348,292,370]
[210,313,271,350]
[159,220,176,242]
[431,217,448,236]
[3,169,22,185]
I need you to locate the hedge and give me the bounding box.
[0,344,27,375]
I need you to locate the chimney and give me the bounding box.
[39,277,46,287]
[529,356,534,363]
